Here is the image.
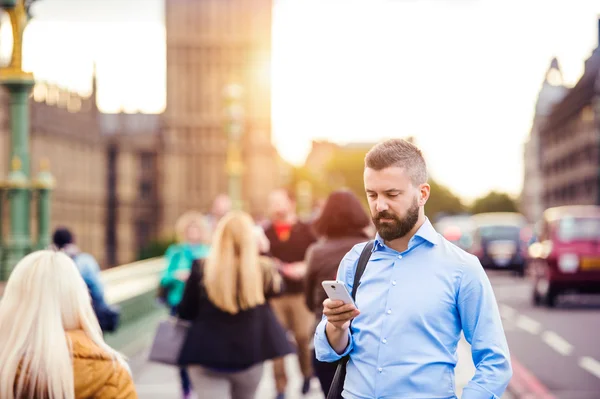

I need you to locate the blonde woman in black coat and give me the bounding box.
[178,211,293,399]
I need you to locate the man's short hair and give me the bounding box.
[52,227,74,249]
[364,139,428,185]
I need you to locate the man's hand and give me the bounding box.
[323,299,360,331]
[280,262,307,280]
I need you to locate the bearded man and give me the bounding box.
[315,139,512,399]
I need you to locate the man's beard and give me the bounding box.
[372,198,420,241]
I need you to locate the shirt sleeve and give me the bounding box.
[458,257,513,399]
[313,244,362,363]
[77,254,106,306]
[160,245,181,288]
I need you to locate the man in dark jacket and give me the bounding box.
[263,189,317,399]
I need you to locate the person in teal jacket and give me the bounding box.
[160,210,210,399]
[161,241,210,308]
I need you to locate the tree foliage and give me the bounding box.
[470,191,518,214]
[425,179,467,221]
[282,146,467,221]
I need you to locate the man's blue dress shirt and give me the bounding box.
[315,219,512,399]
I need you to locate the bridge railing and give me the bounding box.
[101,257,165,325]
[1,257,165,322]
[0,256,167,356]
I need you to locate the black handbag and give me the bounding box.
[148,317,191,365]
[327,240,374,399]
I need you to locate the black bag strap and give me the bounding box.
[327,240,374,399]
[350,240,375,301]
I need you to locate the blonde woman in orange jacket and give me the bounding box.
[0,250,137,399]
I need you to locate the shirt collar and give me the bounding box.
[372,218,440,252]
[415,218,440,246]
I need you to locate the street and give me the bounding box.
[129,269,600,399]
[133,338,501,399]
[489,270,600,399]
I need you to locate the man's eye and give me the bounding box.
[387,193,399,198]
[367,193,377,198]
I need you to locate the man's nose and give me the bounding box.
[376,198,389,213]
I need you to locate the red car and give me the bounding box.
[529,205,600,307]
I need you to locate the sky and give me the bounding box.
[2,0,600,201]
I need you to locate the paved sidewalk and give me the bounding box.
[133,337,507,399]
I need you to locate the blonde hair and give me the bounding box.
[175,210,209,243]
[204,211,267,314]
[0,250,128,399]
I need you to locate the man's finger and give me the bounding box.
[323,300,346,310]
[324,299,355,310]
[325,309,359,322]
[325,303,357,314]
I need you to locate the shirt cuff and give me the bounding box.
[461,381,499,399]
[314,317,354,363]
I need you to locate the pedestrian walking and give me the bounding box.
[159,210,211,399]
[0,250,137,399]
[263,189,317,399]
[304,189,372,396]
[177,211,294,399]
[52,227,120,333]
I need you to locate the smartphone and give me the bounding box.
[322,280,355,306]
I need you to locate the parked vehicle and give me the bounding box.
[529,205,600,307]
[434,214,475,252]
[470,212,528,276]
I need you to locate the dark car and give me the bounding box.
[470,213,528,276]
[529,205,600,307]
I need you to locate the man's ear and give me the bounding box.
[419,183,431,207]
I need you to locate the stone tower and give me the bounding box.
[162,0,278,231]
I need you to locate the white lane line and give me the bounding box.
[498,304,517,320]
[541,331,573,356]
[579,357,600,379]
[516,314,542,335]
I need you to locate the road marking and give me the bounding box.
[579,357,600,379]
[516,314,541,335]
[541,331,573,356]
[501,319,517,332]
[499,304,517,320]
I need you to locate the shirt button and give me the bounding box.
[398,255,403,259]
[378,367,383,373]
[386,309,392,315]
[392,280,397,286]
[382,338,387,344]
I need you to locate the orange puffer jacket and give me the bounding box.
[69,330,137,399]
[13,330,137,398]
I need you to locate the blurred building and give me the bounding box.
[0,75,164,267]
[1,1,283,266]
[521,58,569,222]
[304,138,414,174]
[304,140,383,174]
[100,112,162,266]
[162,0,279,232]
[539,22,600,210]
[304,140,344,174]
[0,79,109,263]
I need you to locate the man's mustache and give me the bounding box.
[375,211,397,221]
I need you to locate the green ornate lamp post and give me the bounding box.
[0,0,52,280]
[33,158,55,250]
[223,83,244,211]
